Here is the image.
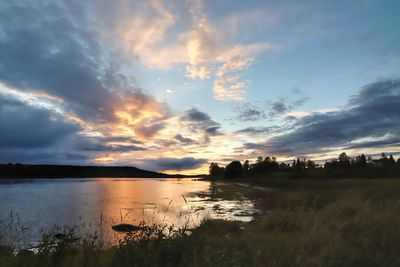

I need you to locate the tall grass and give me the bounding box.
[1,179,400,266]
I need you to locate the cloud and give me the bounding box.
[149,157,207,171]
[0,1,119,121]
[175,134,197,144]
[346,137,400,150]
[0,3,173,126]
[213,56,254,101]
[0,94,79,149]
[79,141,146,153]
[183,0,271,83]
[117,0,178,68]
[0,1,171,125]
[235,103,267,121]
[270,101,288,115]
[0,149,89,165]
[236,126,280,134]
[134,122,166,139]
[0,0,177,166]
[115,0,273,99]
[181,108,221,136]
[234,97,309,121]
[253,78,400,156]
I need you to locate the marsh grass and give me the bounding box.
[1,179,400,266]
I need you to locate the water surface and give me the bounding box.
[0,178,257,246]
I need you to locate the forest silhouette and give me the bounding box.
[209,152,400,179]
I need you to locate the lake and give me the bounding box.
[0,178,258,247]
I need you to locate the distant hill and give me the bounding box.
[0,163,201,179]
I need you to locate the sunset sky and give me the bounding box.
[0,0,399,174]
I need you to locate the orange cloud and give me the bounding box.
[115,0,275,99]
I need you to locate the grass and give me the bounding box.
[1,178,400,266]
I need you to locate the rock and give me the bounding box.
[111,224,144,233]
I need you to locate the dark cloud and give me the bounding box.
[184,108,211,122]
[0,94,149,162]
[270,101,287,115]
[0,1,118,120]
[243,143,267,150]
[234,103,267,121]
[181,108,222,137]
[205,126,221,135]
[79,142,146,153]
[234,97,309,121]
[236,126,279,134]
[175,134,197,144]
[0,95,79,149]
[135,122,166,139]
[0,1,174,165]
[100,136,143,145]
[0,148,90,165]
[0,1,170,124]
[346,137,400,150]
[255,78,400,156]
[147,157,207,171]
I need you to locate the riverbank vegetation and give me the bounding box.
[1,179,400,266]
[209,152,400,179]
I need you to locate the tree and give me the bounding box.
[209,163,224,177]
[295,158,304,171]
[339,152,349,162]
[338,152,351,168]
[359,154,367,167]
[224,161,243,179]
[306,159,316,169]
[354,154,367,168]
[279,162,289,169]
[389,154,396,165]
[243,160,250,172]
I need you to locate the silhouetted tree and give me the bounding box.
[209,163,224,177]
[224,161,243,179]
[243,160,250,173]
[295,158,304,171]
[354,154,367,168]
[389,155,396,165]
[306,159,316,169]
[338,152,351,168]
[279,162,289,169]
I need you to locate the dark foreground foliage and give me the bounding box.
[1,179,400,266]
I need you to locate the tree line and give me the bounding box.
[209,152,400,179]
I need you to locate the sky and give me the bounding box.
[0,0,399,174]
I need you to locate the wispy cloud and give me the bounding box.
[213,56,254,101]
[115,0,274,100]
